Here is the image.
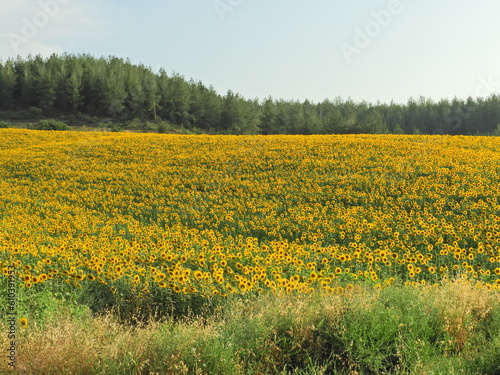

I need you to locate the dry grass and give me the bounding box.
[2,307,159,374]
[1,281,499,374]
[427,280,499,353]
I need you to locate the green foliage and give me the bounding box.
[73,279,222,326]
[0,276,87,329]
[2,282,500,374]
[127,117,142,129]
[359,109,389,134]
[28,106,43,119]
[110,123,122,132]
[97,121,110,129]
[143,120,158,132]
[0,121,8,128]
[492,124,500,136]
[465,335,500,374]
[0,60,16,107]
[392,123,404,134]
[37,119,70,131]
[157,120,174,133]
[2,54,500,135]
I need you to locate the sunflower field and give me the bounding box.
[1,129,499,298]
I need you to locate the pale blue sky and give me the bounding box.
[1,0,500,104]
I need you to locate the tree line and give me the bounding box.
[0,54,499,135]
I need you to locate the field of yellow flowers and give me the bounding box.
[1,129,499,297]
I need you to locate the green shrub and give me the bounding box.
[1,282,499,374]
[110,123,122,132]
[37,119,70,131]
[0,121,8,128]
[157,120,175,133]
[29,106,43,119]
[492,124,500,136]
[128,118,143,129]
[144,121,159,131]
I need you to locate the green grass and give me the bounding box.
[1,280,499,374]
[0,110,203,134]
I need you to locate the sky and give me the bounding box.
[1,0,500,105]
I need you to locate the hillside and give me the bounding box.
[1,54,500,135]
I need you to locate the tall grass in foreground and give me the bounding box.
[1,281,499,375]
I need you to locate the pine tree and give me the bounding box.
[14,57,37,107]
[240,98,260,134]
[492,124,500,136]
[143,72,160,120]
[101,57,127,118]
[221,90,243,133]
[32,55,57,113]
[65,58,84,114]
[392,123,404,134]
[359,109,388,134]
[259,97,275,134]
[161,72,191,126]
[0,59,17,109]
